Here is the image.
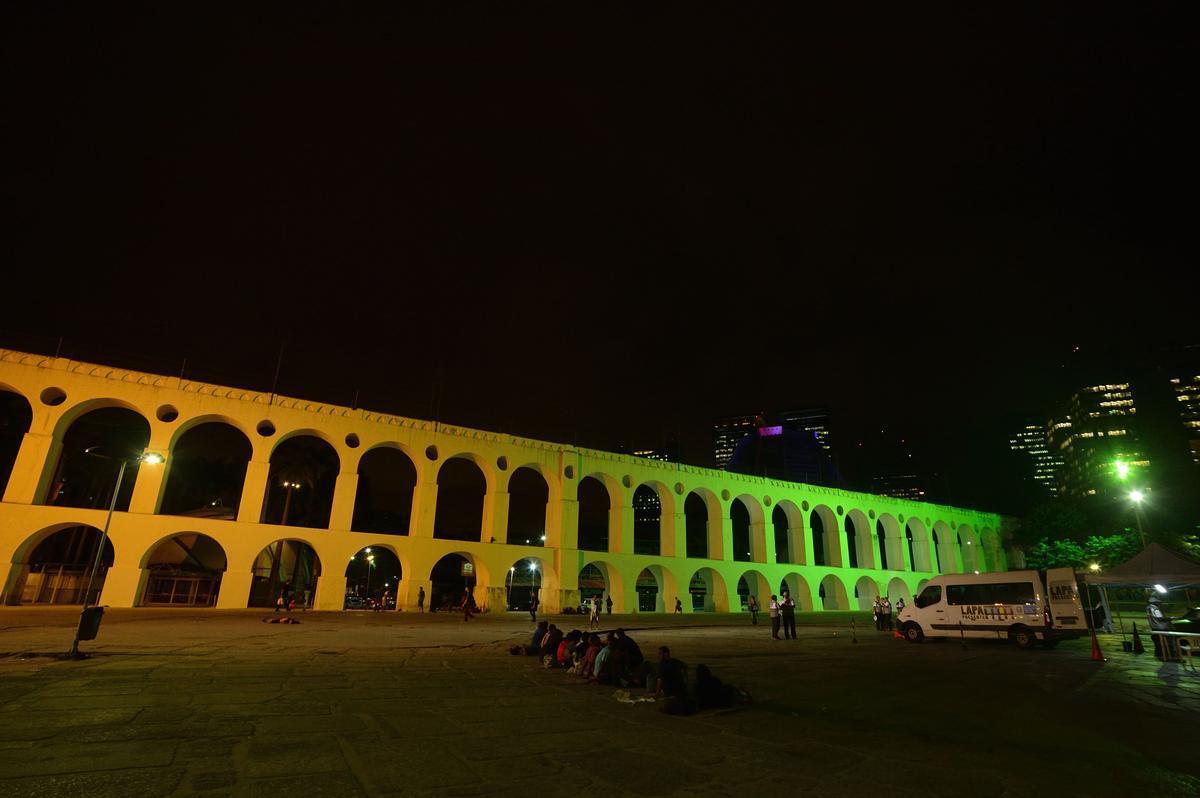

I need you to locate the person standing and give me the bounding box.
[882,597,893,631]
[747,595,759,625]
[780,591,797,640]
[873,597,882,631]
[462,588,475,622]
[529,592,539,623]
[1147,596,1171,658]
[674,596,683,614]
[589,596,601,629]
[896,596,905,614]
[768,594,781,640]
[417,586,425,613]
[302,588,312,611]
[605,595,613,616]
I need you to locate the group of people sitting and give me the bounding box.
[513,621,748,715]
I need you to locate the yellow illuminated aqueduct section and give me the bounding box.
[0,349,1007,614]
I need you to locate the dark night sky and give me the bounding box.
[2,3,1194,512]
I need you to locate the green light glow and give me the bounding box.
[1114,460,1130,480]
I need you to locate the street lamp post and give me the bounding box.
[365,554,375,603]
[1129,490,1148,549]
[69,448,164,658]
[280,480,302,526]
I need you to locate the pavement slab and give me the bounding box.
[0,607,1197,797]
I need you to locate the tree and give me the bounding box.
[1023,530,1140,572]
[1015,499,1092,547]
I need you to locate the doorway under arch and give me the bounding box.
[141,532,227,606]
[505,556,544,612]
[9,524,112,605]
[818,573,850,611]
[688,567,729,612]
[249,540,321,608]
[345,546,402,609]
[429,553,479,612]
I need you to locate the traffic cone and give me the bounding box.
[1132,623,1145,655]
[893,628,904,640]
[1090,630,1105,662]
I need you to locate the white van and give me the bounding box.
[897,568,1086,649]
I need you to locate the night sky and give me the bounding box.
[2,3,1193,512]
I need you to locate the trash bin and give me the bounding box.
[77,606,105,641]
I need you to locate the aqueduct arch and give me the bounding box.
[0,349,1006,614]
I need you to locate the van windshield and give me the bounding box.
[914,585,941,608]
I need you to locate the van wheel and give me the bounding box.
[903,623,924,643]
[1011,627,1038,649]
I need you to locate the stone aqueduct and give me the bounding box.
[0,349,1007,613]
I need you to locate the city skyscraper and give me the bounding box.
[778,407,833,452]
[1008,422,1063,497]
[712,412,762,469]
[1049,382,1143,499]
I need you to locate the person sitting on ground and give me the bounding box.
[694,664,741,710]
[655,645,695,715]
[611,630,649,688]
[556,631,575,667]
[530,620,549,649]
[538,624,562,665]
[615,628,643,668]
[572,631,591,665]
[580,634,603,679]
[591,633,615,684]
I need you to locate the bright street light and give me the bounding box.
[1114,460,1130,480]
[71,448,165,658]
[1089,563,1101,572]
[1128,490,1148,549]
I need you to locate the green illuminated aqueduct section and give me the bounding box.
[0,349,1008,613]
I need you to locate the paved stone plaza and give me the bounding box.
[0,608,1197,797]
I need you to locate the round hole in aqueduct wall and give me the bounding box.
[496,456,508,471]
[256,420,276,437]
[868,509,875,519]
[156,404,179,422]
[721,489,731,501]
[425,445,439,461]
[564,465,575,479]
[40,387,67,406]
[621,475,632,488]
[345,433,360,448]
[802,501,810,511]
[836,505,844,515]
[763,496,772,506]
[674,483,685,495]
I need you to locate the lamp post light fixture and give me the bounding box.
[365,554,376,602]
[69,448,164,658]
[1128,490,1148,549]
[279,480,304,526]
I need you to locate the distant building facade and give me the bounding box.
[712,413,762,469]
[1008,422,1063,497]
[1050,382,1145,499]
